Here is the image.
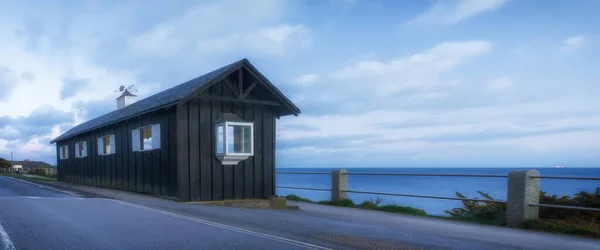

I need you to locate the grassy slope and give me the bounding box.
[284,194,598,238]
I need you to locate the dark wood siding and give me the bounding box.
[175,79,278,201]
[57,72,281,202]
[55,109,177,199]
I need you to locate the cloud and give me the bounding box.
[487,77,513,91]
[560,35,587,52]
[60,78,89,100]
[294,74,319,87]
[277,99,600,167]
[0,66,18,101]
[197,24,313,56]
[289,40,491,113]
[407,0,508,27]
[126,0,310,57]
[0,105,75,142]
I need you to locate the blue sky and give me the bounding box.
[0,0,598,168]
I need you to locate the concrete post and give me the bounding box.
[331,169,348,201]
[506,170,540,228]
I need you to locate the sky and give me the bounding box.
[0,0,599,168]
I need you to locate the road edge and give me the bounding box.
[0,176,82,197]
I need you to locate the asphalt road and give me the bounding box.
[1,176,599,250]
[0,176,332,250]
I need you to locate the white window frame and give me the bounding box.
[59,145,69,160]
[75,141,88,158]
[132,124,161,152]
[97,134,116,156]
[215,120,254,165]
[223,121,254,156]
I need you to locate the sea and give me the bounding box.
[274,168,600,216]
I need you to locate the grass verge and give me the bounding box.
[0,172,58,182]
[285,194,427,216]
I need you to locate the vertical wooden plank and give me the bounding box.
[128,120,136,191]
[110,127,116,189]
[93,132,97,186]
[169,110,178,197]
[121,124,128,190]
[221,79,234,200]
[176,103,190,201]
[189,100,200,201]
[233,102,244,198]
[263,110,274,198]
[115,125,122,189]
[100,130,106,188]
[143,151,151,193]
[152,114,161,195]
[243,104,255,198]
[211,84,224,200]
[199,100,213,201]
[136,119,144,192]
[160,112,169,196]
[110,127,116,188]
[253,105,264,198]
[143,116,153,194]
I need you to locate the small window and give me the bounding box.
[97,135,115,155]
[75,141,87,158]
[59,145,69,160]
[214,113,254,165]
[226,124,252,154]
[132,124,161,152]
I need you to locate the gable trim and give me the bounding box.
[178,59,301,116]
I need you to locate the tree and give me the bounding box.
[0,157,11,169]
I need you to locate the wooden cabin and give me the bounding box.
[50,59,300,201]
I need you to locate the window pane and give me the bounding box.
[104,136,110,154]
[216,125,224,154]
[226,125,234,153]
[243,126,251,153]
[227,125,252,154]
[142,127,152,150]
[78,142,84,157]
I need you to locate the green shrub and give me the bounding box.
[285,194,313,203]
[357,201,380,210]
[380,204,427,216]
[326,199,355,207]
[445,187,600,237]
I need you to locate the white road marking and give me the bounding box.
[0,222,16,250]
[110,199,332,250]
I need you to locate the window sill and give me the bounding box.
[135,149,157,152]
[217,155,251,165]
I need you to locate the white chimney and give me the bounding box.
[117,89,137,109]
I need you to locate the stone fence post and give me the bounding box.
[506,170,540,228]
[331,169,348,201]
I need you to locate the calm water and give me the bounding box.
[275,168,600,216]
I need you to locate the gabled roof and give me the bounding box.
[50,58,300,144]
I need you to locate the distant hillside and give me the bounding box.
[13,159,55,169]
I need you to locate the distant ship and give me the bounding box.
[555,165,566,168]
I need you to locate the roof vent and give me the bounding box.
[116,86,137,110]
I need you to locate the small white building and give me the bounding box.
[12,164,23,171]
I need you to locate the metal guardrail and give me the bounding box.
[276,186,331,192]
[276,171,600,212]
[531,176,600,181]
[529,203,600,212]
